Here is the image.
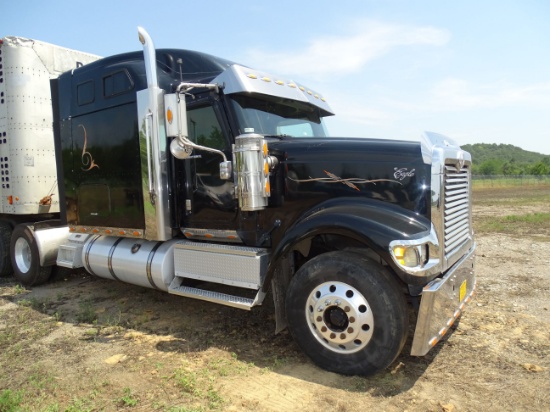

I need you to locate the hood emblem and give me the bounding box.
[456,151,465,170]
[393,168,415,181]
[289,170,402,191]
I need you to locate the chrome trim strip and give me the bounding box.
[69,225,144,238]
[176,240,268,257]
[181,228,242,243]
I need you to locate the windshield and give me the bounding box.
[229,94,329,138]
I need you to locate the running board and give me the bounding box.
[168,277,266,310]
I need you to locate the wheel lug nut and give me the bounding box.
[321,326,327,332]
[344,306,350,312]
[325,300,331,306]
[317,307,324,312]
[349,317,356,323]
[335,300,342,306]
[316,316,322,322]
[340,333,346,339]
[330,333,336,339]
[347,327,354,333]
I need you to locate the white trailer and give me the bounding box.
[0,36,99,278]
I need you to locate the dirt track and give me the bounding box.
[0,188,549,411]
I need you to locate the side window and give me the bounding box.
[77,80,94,105]
[187,105,225,150]
[103,70,133,97]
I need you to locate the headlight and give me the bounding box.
[389,232,440,277]
[393,245,425,268]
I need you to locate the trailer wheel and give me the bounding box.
[0,222,13,277]
[10,224,52,286]
[285,251,408,376]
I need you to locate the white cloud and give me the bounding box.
[244,20,450,79]
[428,78,550,110]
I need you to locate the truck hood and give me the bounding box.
[267,137,432,217]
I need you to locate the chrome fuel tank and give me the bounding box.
[82,236,179,291]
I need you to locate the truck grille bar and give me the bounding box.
[443,164,471,257]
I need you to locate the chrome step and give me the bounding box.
[168,277,265,310]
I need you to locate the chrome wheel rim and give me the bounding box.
[306,281,374,354]
[14,237,32,273]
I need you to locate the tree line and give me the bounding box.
[462,143,550,175]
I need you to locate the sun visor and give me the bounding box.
[213,64,334,116]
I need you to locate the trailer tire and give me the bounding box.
[285,251,408,376]
[0,222,13,277]
[10,224,52,286]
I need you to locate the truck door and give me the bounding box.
[67,68,144,231]
[180,101,237,230]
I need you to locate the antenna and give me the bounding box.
[177,58,183,82]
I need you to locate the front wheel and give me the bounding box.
[286,251,408,376]
[10,224,52,286]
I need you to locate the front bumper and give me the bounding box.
[410,243,476,356]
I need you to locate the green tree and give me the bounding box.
[529,161,550,175]
[477,159,503,175]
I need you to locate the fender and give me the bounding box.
[264,197,432,289]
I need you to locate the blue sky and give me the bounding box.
[5,0,550,154]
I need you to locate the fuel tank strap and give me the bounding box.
[84,235,101,277]
[146,241,163,290]
[107,238,124,282]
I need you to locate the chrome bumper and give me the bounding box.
[410,243,476,356]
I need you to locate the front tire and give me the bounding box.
[286,251,408,376]
[10,224,52,286]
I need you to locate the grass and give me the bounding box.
[0,389,23,412]
[76,300,97,324]
[475,212,550,236]
[118,387,139,407]
[173,360,228,410]
[473,183,550,206]
[472,176,550,189]
[472,184,550,236]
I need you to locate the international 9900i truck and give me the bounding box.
[0,28,476,375]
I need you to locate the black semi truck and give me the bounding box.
[1,28,476,375]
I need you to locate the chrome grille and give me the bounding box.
[443,164,471,256]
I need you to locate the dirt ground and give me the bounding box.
[0,186,549,411]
